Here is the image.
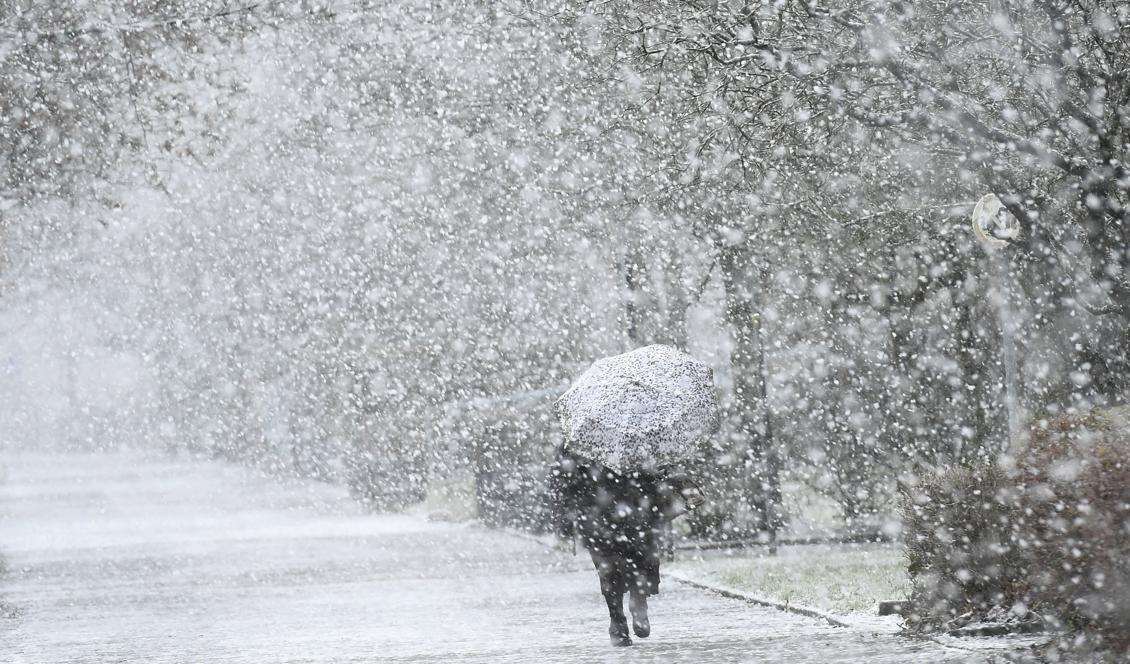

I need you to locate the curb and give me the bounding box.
[667,572,1043,659]
[498,525,857,630]
[665,571,853,629]
[492,524,559,548]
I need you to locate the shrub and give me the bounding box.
[901,406,1130,654]
[901,461,1024,627]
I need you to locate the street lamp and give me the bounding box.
[971,193,1021,450]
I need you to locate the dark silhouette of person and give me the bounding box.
[548,445,702,646]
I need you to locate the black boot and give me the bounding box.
[629,592,650,638]
[603,591,632,646]
[609,618,633,647]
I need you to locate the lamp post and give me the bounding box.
[971,194,1021,450]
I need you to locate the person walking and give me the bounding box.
[550,345,717,646]
[548,444,702,647]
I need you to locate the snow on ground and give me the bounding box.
[670,544,909,618]
[1,450,1002,662]
[669,541,1050,654]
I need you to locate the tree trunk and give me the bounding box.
[719,243,782,541]
[621,247,648,347]
[622,246,690,348]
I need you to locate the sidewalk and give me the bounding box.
[1,450,1001,662]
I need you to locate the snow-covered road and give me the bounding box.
[0,451,989,663]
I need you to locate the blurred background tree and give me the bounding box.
[0,0,1126,547]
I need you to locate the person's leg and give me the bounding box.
[626,561,655,638]
[590,549,632,646]
[626,533,661,638]
[603,588,631,646]
[628,585,650,638]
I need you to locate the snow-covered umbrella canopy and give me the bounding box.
[554,345,720,474]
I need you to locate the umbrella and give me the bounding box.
[554,344,719,474]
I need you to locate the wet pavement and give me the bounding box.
[0,450,992,663]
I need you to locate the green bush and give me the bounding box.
[901,407,1130,654]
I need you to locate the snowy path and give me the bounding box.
[0,451,989,663]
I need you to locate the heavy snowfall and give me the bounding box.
[0,1,1128,662]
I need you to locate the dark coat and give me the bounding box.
[548,446,692,596]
